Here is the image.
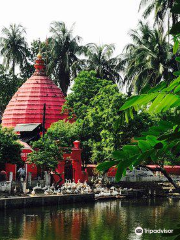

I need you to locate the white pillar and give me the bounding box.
[9,172,13,182]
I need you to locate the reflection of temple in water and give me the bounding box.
[0,199,179,240]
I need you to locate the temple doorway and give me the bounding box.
[64,160,73,181]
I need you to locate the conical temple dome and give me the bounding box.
[2,53,68,129]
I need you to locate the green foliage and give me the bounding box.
[84,84,125,162]
[0,126,22,165]
[20,39,47,79]
[98,3,180,183]
[97,118,180,181]
[47,120,79,147]
[120,77,180,115]
[28,120,78,170]
[47,21,83,95]
[170,22,180,35]
[84,85,153,162]
[123,21,177,94]
[0,65,24,112]
[84,43,123,84]
[28,137,63,171]
[64,71,153,163]
[0,24,28,76]
[139,0,179,28]
[64,71,114,119]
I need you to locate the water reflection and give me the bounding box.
[0,199,178,240]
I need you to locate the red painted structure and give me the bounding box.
[146,165,180,175]
[101,165,180,177]
[5,163,16,181]
[2,53,68,129]
[54,141,88,184]
[5,141,35,181]
[2,54,87,183]
[20,141,37,180]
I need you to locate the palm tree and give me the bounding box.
[48,21,82,95]
[139,0,178,28]
[84,43,123,85]
[123,21,177,94]
[0,24,28,76]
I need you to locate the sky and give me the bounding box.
[0,0,143,55]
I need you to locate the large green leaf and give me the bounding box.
[112,150,126,160]
[154,94,176,112]
[148,81,167,93]
[164,79,180,91]
[158,132,180,141]
[115,155,139,181]
[115,162,125,182]
[148,93,166,113]
[173,71,180,77]
[146,135,159,146]
[122,145,140,156]
[174,85,180,93]
[120,95,141,111]
[120,93,158,112]
[97,160,119,172]
[140,84,151,94]
[173,40,179,54]
[175,57,180,63]
[138,140,151,152]
[133,149,155,165]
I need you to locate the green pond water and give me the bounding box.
[0,198,179,240]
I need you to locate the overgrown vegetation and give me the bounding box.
[98,1,180,189]
[0,126,22,165]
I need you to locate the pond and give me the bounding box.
[0,198,179,240]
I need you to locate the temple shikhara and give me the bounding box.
[1,54,87,183]
[2,53,68,129]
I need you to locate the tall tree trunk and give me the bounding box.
[58,69,70,96]
[12,60,15,77]
[169,0,178,26]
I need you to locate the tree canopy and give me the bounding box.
[0,126,22,165]
[0,65,24,113]
[123,21,177,94]
[0,24,28,76]
[139,0,179,27]
[64,71,153,163]
[28,137,63,171]
[98,3,180,188]
[84,43,123,85]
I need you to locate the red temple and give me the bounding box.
[2,53,68,129]
[1,53,87,184]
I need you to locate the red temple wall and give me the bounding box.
[5,140,88,183]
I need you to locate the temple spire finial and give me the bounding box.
[33,52,46,76]
[37,52,42,59]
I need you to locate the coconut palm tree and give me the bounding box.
[48,21,83,95]
[139,0,178,28]
[0,24,28,76]
[123,21,177,94]
[84,43,123,85]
